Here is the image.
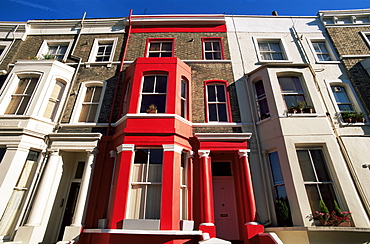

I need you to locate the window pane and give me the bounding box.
[161,52,172,57]
[213,41,221,51]
[208,104,217,121]
[140,95,166,113]
[205,42,212,51]
[297,150,316,182]
[311,150,331,182]
[86,104,98,122]
[92,87,102,102]
[305,184,320,212]
[205,53,213,60]
[269,152,284,185]
[134,149,149,164]
[213,52,222,60]
[331,86,351,104]
[216,85,226,102]
[0,148,6,164]
[217,104,228,122]
[155,76,167,93]
[145,185,162,219]
[143,76,155,92]
[148,52,160,57]
[84,87,94,102]
[149,43,160,51]
[161,42,172,51]
[259,99,269,115]
[279,77,303,93]
[207,86,216,102]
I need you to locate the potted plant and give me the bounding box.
[308,200,352,226]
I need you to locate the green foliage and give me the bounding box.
[319,199,329,214]
[275,197,293,226]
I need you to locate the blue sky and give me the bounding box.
[1,0,369,22]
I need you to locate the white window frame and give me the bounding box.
[43,79,66,121]
[70,81,106,123]
[203,39,223,60]
[307,38,338,63]
[0,41,12,63]
[128,148,163,220]
[139,74,168,114]
[360,32,370,49]
[206,83,229,122]
[326,79,366,117]
[36,40,73,62]
[253,37,291,63]
[146,40,173,58]
[87,38,118,66]
[3,74,41,115]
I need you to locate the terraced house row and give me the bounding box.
[0,8,370,244]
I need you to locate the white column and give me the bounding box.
[26,150,60,226]
[71,149,96,226]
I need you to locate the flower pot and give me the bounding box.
[337,222,351,227]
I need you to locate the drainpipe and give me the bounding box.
[54,12,86,132]
[291,25,370,219]
[231,14,272,226]
[106,9,133,135]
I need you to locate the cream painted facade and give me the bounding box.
[0,18,124,244]
[226,15,370,243]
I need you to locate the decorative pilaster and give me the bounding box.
[71,149,97,226]
[26,150,61,226]
[198,150,215,238]
[238,149,256,222]
[107,144,135,229]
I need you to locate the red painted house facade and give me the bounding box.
[78,14,275,244]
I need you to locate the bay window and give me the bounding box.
[5,76,40,115]
[128,149,163,219]
[140,75,167,113]
[254,80,270,120]
[278,76,307,109]
[181,79,188,119]
[43,79,66,121]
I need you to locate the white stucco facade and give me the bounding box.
[226,14,370,243]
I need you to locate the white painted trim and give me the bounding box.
[0,41,12,63]
[199,222,215,226]
[252,36,292,63]
[70,81,106,124]
[36,39,74,62]
[198,150,210,158]
[83,228,202,235]
[162,144,183,153]
[195,133,252,141]
[87,37,118,66]
[117,144,135,153]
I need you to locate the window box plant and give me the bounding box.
[288,102,314,114]
[341,111,366,123]
[308,200,352,226]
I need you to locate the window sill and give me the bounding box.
[85,61,119,68]
[258,60,293,64]
[266,226,370,233]
[279,113,325,118]
[315,60,341,64]
[83,229,202,236]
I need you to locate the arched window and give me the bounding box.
[43,79,66,121]
[71,81,105,123]
[5,75,40,115]
[181,78,188,119]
